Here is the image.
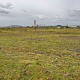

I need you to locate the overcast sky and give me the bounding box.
[0,0,80,26]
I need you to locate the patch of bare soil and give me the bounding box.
[61,36,80,40]
[22,37,46,41]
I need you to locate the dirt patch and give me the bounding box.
[61,36,80,40]
[22,37,46,41]
[35,51,46,54]
[1,46,30,53]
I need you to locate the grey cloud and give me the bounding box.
[68,10,80,18]
[0,0,80,26]
[0,3,13,9]
[0,8,9,14]
[0,3,14,14]
[61,9,80,25]
[22,9,27,13]
[55,15,64,20]
[33,15,49,20]
[51,15,64,22]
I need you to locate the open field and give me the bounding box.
[0,27,80,80]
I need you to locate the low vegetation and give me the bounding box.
[0,27,80,80]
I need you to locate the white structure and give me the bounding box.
[34,20,36,26]
[68,25,77,28]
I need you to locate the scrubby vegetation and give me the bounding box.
[0,27,80,80]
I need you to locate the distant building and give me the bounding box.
[9,25,23,28]
[34,20,36,27]
[68,25,77,28]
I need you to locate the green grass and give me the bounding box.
[0,27,80,80]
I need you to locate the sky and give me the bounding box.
[0,0,80,26]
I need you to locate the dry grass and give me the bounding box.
[0,27,80,80]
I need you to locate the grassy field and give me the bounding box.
[0,27,80,80]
